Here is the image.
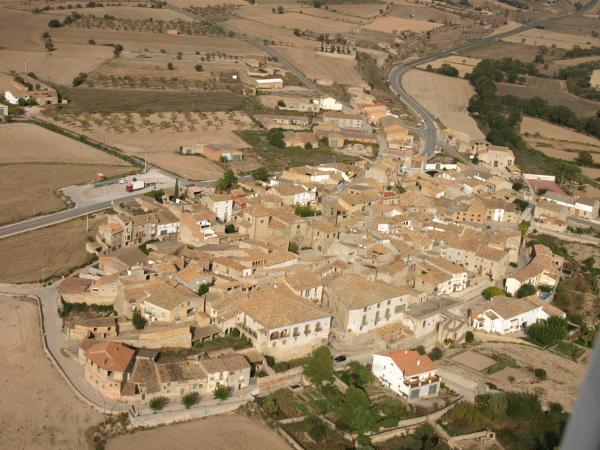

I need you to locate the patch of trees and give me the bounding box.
[294,205,321,217]
[250,166,269,181]
[497,0,528,8]
[563,46,600,58]
[466,57,538,84]
[526,316,568,346]
[72,72,88,87]
[466,59,591,182]
[426,63,459,77]
[267,128,285,148]
[558,61,600,102]
[216,169,237,192]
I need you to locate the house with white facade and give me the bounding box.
[319,96,343,111]
[202,194,234,222]
[271,183,316,206]
[372,350,440,401]
[504,244,562,296]
[470,295,565,335]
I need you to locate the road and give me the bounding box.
[387,0,600,156]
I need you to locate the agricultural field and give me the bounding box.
[0,214,105,283]
[0,123,131,224]
[389,3,459,22]
[418,55,481,77]
[107,415,290,450]
[402,69,485,140]
[362,16,443,33]
[460,40,540,62]
[273,46,363,85]
[553,55,600,68]
[70,5,192,21]
[40,110,257,179]
[441,340,589,410]
[0,296,102,449]
[502,28,600,49]
[496,76,600,117]
[544,15,600,38]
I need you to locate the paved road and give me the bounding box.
[387,0,600,156]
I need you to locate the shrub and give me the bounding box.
[516,283,537,298]
[527,316,568,346]
[465,331,475,344]
[213,385,233,401]
[303,346,334,386]
[428,347,443,361]
[48,19,61,27]
[88,38,96,44]
[167,62,174,70]
[534,368,547,380]
[181,392,199,409]
[132,308,147,330]
[224,224,236,234]
[195,64,203,72]
[413,345,426,355]
[482,286,505,300]
[265,355,276,368]
[149,396,168,412]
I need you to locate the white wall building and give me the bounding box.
[319,96,343,111]
[372,350,440,401]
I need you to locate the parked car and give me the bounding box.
[334,355,347,363]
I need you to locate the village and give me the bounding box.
[1,0,600,447]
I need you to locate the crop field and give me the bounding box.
[488,20,522,36]
[0,123,131,224]
[418,55,481,77]
[328,4,383,19]
[460,40,540,62]
[553,55,600,67]
[521,117,600,147]
[389,3,459,22]
[545,15,600,37]
[272,46,362,84]
[402,69,485,140]
[503,28,600,49]
[0,215,105,283]
[0,296,102,449]
[496,76,600,117]
[362,16,443,33]
[70,5,191,21]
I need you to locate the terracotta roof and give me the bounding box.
[58,276,93,295]
[198,354,250,374]
[85,342,135,372]
[377,350,437,376]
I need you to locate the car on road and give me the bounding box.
[334,355,347,364]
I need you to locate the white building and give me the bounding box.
[319,96,343,111]
[4,90,20,105]
[372,350,440,401]
[470,295,565,335]
[202,194,234,222]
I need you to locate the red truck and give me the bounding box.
[126,180,145,192]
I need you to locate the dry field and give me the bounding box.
[329,4,384,19]
[71,5,191,20]
[553,55,600,67]
[272,46,362,84]
[503,28,600,49]
[0,296,102,449]
[107,415,290,450]
[545,15,600,38]
[496,77,600,117]
[362,16,443,33]
[443,341,588,410]
[461,40,539,62]
[40,111,256,179]
[402,69,485,140]
[581,166,600,181]
[0,8,114,85]
[389,3,459,22]
[168,0,246,7]
[488,20,522,36]
[0,123,131,224]
[0,215,104,283]
[418,55,481,76]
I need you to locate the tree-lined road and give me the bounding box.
[387,0,600,156]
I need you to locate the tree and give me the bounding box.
[527,316,568,346]
[427,347,443,361]
[195,64,203,72]
[88,38,96,45]
[288,241,298,253]
[465,331,475,344]
[516,283,537,298]
[344,361,374,388]
[167,62,174,70]
[213,385,233,401]
[149,396,168,412]
[335,386,378,436]
[72,72,88,87]
[519,220,531,237]
[413,345,426,355]
[482,286,505,300]
[576,151,594,166]
[534,368,547,380]
[48,19,61,28]
[216,169,237,192]
[132,308,147,330]
[181,392,199,409]
[113,43,123,56]
[173,177,179,199]
[250,167,269,181]
[225,223,236,233]
[276,99,286,108]
[303,345,333,386]
[512,180,524,191]
[267,128,285,148]
[198,281,212,296]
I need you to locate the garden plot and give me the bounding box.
[451,350,496,372]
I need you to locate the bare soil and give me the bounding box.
[0,296,102,449]
[0,215,105,283]
[503,28,600,49]
[107,414,290,450]
[402,69,485,140]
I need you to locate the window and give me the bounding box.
[409,388,420,400]
[394,304,405,314]
[429,384,438,396]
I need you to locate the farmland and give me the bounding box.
[418,55,481,77]
[402,69,485,140]
[363,16,443,33]
[0,296,102,449]
[0,123,131,224]
[461,40,540,62]
[496,76,600,117]
[502,28,600,49]
[0,214,104,283]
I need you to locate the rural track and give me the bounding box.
[387,0,600,157]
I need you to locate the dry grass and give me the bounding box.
[0,215,105,282]
[144,152,224,180]
[107,415,290,450]
[362,16,443,33]
[417,55,481,77]
[545,15,600,38]
[272,46,362,84]
[521,116,600,146]
[460,40,540,62]
[402,69,485,140]
[553,55,600,67]
[71,5,191,20]
[503,28,600,49]
[496,76,600,117]
[0,296,103,449]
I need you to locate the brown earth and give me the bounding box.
[503,28,600,49]
[363,16,443,33]
[0,296,102,449]
[107,414,291,450]
[461,41,540,62]
[0,214,105,283]
[402,69,485,140]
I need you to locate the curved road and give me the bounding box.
[388,0,600,156]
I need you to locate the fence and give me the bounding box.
[256,366,304,394]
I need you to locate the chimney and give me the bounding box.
[417,359,421,366]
